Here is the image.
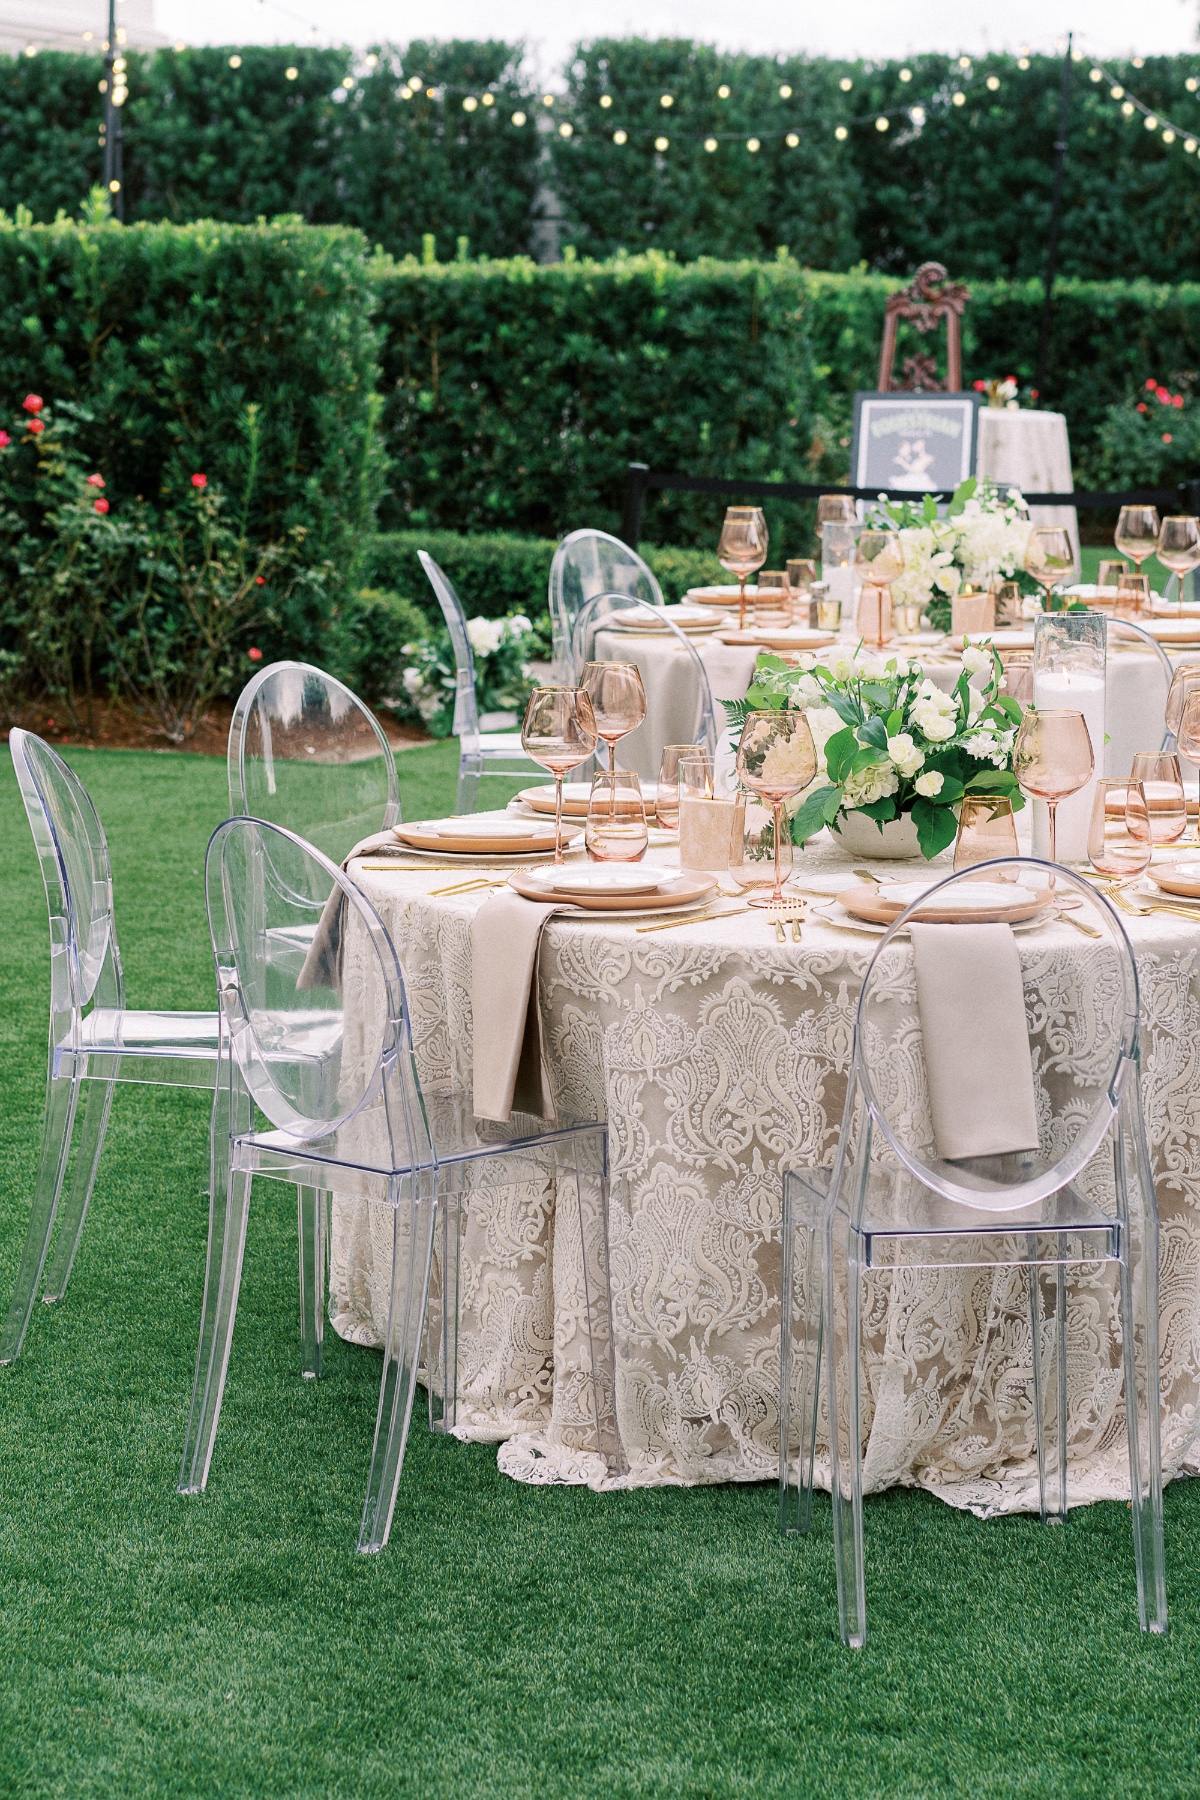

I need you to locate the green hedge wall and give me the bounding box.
[0,214,382,659]
[6,44,540,261]
[9,44,1200,278]
[361,530,726,618]
[373,254,831,547]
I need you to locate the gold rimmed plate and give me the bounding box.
[507,868,716,914]
[837,879,1052,927]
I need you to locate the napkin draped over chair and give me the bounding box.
[470,890,559,1123]
[908,922,1039,1162]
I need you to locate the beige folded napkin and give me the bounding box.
[471,889,559,1122]
[908,922,1039,1163]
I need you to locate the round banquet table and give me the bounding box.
[330,835,1200,1515]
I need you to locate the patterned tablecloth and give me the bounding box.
[331,836,1200,1515]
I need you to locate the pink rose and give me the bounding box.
[22,393,42,413]
[191,472,207,489]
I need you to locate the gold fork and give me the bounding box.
[1111,889,1200,924]
[765,899,806,942]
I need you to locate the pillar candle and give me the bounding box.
[678,795,736,872]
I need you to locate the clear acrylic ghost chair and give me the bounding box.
[549,529,665,682]
[778,857,1166,1648]
[570,591,719,772]
[179,817,620,1552]
[1103,618,1176,765]
[418,549,545,814]
[228,661,401,866]
[3,730,220,1364]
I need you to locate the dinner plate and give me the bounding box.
[602,604,723,636]
[395,819,563,856]
[685,585,764,607]
[837,879,1050,926]
[814,901,1053,938]
[1141,618,1200,646]
[1105,784,1198,817]
[1150,597,1200,614]
[717,627,838,651]
[1148,862,1200,899]
[951,629,1036,652]
[525,865,667,897]
[518,781,659,819]
[507,868,716,913]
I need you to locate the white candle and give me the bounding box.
[678,795,736,872]
[1030,668,1106,863]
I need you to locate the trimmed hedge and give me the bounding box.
[361,530,726,619]
[373,254,831,547]
[9,45,1200,280]
[0,213,382,665]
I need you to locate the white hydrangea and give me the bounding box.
[401,667,424,697]
[1021,593,1045,621]
[914,770,944,798]
[466,616,505,657]
[963,728,1015,767]
[886,732,925,779]
[843,760,899,809]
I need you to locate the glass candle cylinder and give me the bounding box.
[1031,612,1106,862]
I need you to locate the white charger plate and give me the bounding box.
[524,865,667,897]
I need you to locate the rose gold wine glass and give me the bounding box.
[1114,505,1161,612]
[1129,751,1188,846]
[579,662,647,774]
[734,709,816,907]
[717,506,768,628]
[1024,527,1076,613]
[1012,708,1094,865]
[953,794,1019,872]
[1088,778,1152,878]
[521,687,598,863]
[1156,516,1200,605]
[1175,688,1200,843]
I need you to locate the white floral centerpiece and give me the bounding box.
[727,642,1026,860]
[875,478,1034,629]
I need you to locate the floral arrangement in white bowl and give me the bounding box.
[726,641,1026,860]
[871,478,1034,630]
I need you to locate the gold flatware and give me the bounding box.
[635,905,753,934]
[1053,908,1103,939]
[852,868,883,885]
[765,899,806,942]
[1111,890,1200,923]
[427,876,506,896]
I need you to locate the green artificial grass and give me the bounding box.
[1,741,1199,1799]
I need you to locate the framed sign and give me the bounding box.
[851,390,981,495]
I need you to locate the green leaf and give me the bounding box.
[886,708,903,736]
[791,785,838,842]
[964,768,1018,792]
[823,726,858,781]
[855,796,897,823]
[946,476,977,518]
[858,714,889,750]
[825,690,862,729]
[911,798,959,859]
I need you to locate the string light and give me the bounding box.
[229,54,242,68]
[839,77,852,91]
[834,125,848,140]
[463,95,477,110]
[512,110,526,125]
[654,135,669,151]
[660,94,673,107]
[986,75,1000,91]
[779,84,792,98]
[614,129,627,144]
[704,137,717,151]
[599,93,612,108]
[481,93,494,106]
[746,137,760,151]
[952,91,966,106]
[875,115,889,131]
[717,85,730,99]
[285,66,298,79]
[898,68,912,82]
[559,121,572,137]
[785,132,799,147]
[1188,77,1199,92]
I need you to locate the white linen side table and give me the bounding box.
[977,407,1079,564]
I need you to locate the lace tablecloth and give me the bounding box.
[331,840,1200,1513]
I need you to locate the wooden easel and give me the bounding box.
[876,262,970,393]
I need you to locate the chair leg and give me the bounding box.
[1053,1259,1069,1523]
[0,1072,82,1364]
[1029,1259,1068,1526]
[427,1181,463,1433]
[178,1071,253,1495]
[455,755,481,816]
[1119,1105,1168,1633]
[779,1176,822,1538]
[297,1185,327,1379]
[828,1213,867,1649]
[41,1078,116,1305]
[357,1177,437,1554]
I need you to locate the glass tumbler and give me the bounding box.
[1088,778,1152,878]
[585,769,649,862]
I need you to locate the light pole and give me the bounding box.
[101,0,125,219]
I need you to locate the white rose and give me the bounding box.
[886,732,925,779]
[967,686,987,723]
[402,667,424,696]
[830,650,858,682]
[915,678,956,713]
[914,770,944,798]
[961,645,992,680]
[910,699,957,742]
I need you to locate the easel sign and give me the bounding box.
[851,391,981,496]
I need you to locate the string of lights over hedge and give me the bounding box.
[175,44,1195,162]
